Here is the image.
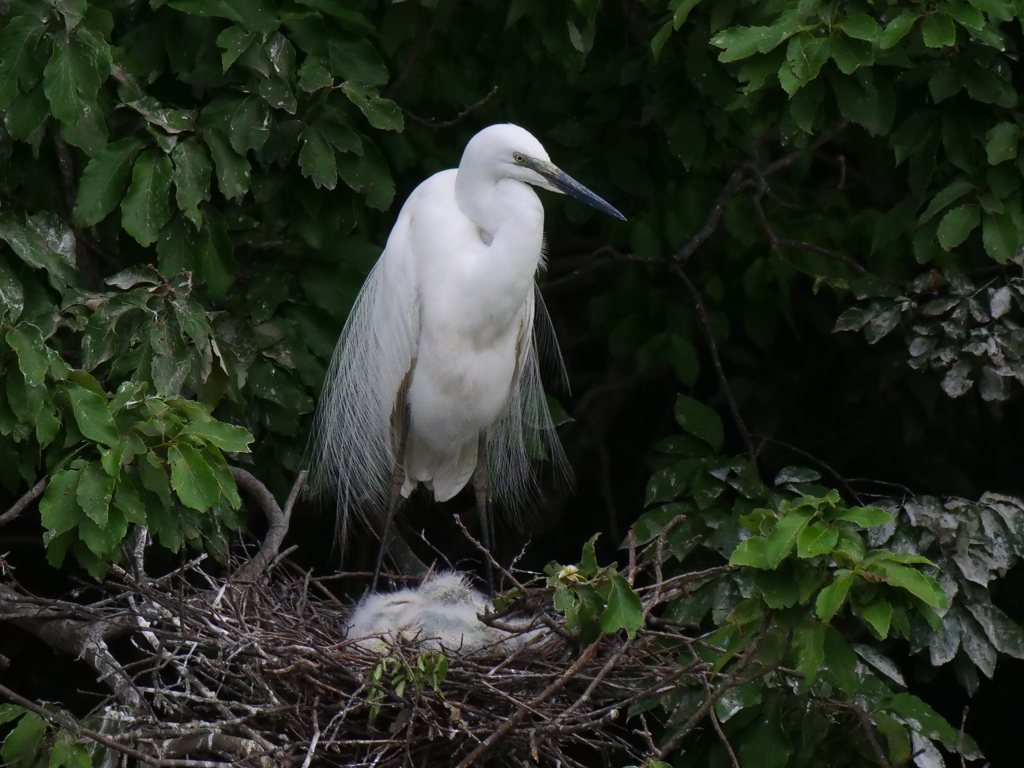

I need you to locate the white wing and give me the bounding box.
[307,208,420,544]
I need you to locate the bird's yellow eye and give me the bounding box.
[513,153,526,163]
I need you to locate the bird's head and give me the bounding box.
[462,124,626,221]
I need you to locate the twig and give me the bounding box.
[710,709,741,768]
[832,700,893,768]
[763,119,849,177]
[673,167,749,264]
[0,477,47,528]
[542,249,659,293]
[300,700,320,768]
[672,266,757,463]
[757,434,864,505]
[402,85,499,131]
[0,682,226,768]
[453,642,600,768]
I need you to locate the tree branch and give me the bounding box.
[672,266,756,463]
[402,85,499,132]
[0,477,47,528]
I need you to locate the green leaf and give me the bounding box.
[0,212,79,290]
[937,204,980,250]
[65,381,119,447]
[39,469,84,535]
[336,141,395,210]
[0,255,23,325]
[830,506,894,527]
[673,395,724,452]
[197,207,237,299]
[840,13,879,41]
[4,86,49,142]
[50,740,92,768]
[877,562,948,609]
[42,28,111,153]
[797,521,839,557]
[168,444,221,511]
[0,15,47,111]
[299,124,337,190]
[651,21,674,60]
[860,597,893,637]
[823,626,858,694]
[921,13,956,47]
[6,323,48,383]
[983,210,1019,263]
[764,508,813,566]
[205,130,251,201]
[600,574,644,639]
[730,536,772,569]
[171,139,213,229]
[299,55,333,92]
[919,180,976,223]
[229,95,272,154]
[986,122,1020,165]
[179,420,254,452]
[793,620,826,686]
[121,150,174,247]
[329,39,389,87]
[72,138,146,227]
[0,711,46,767]
[76,460,112,527]
[216,24,255,71]
[340,81,404,131]
[710,22,800,62]
[883,693,958,746]
[816,570,855,621]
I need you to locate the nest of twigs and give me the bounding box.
[1,471,718,768]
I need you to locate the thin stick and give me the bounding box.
[0,478,47,528]
[673,267,757,463]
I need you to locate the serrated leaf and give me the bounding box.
[76,460,112,527]
[841,13,879,41]
[983,210,1019,263]
[50,740,92,768]
[985,122,1019,165]
[921,14,957,47]
[0,711,46,767]
[298,55,333,92]
[6,322,48,383]
[340,81,404,131]
[171,139,212,229]
[72,138,146,227]
[673,395,724,452]
[830,506,894,527]
[816,570,855,621]
[329,38,389,86]
[600,574,644,639]
[936,204,980,250]
[39,468,83,535]
[42,28,111,153]
[168,444,221,511]
[797,522,839,557]
[65,381,119,446]
[730,536,772,569]
[298,124,337,190]
[179,420,254,452]
[216,24,255,71]
[205,130,250,201]
[877,562,948,609]
[336,141,395,209]
[229,94,272,154]
[0,211,79,290]
[793,620,826,686]
[861,597,893,637]
[710,22,800,62]
[0,15,47,111]
[121,149,174,247]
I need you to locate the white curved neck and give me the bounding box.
[455,162,543,237]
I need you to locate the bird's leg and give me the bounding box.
[474,429,495,597]
[372,402,412,592]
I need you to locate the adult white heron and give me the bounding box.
[310,123,624,592]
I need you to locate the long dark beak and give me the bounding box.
[529,159,626,221]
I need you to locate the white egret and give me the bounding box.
[345,571,545,654]
[310,124,624,592]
